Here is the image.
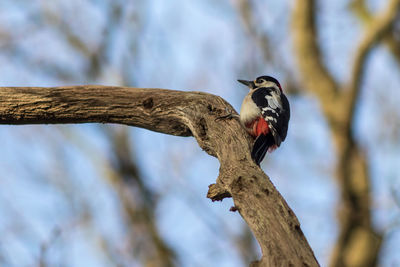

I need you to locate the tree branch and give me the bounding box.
[345,0,400,126]
[351,0,400,66]
[291,1,399,266]
[106,127,176,266]
[235,0,273,63]
[291,0,340,121]
[0,86,319,266]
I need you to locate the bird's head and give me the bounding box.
[238,75,282,92]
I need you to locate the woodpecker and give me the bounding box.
[238,75,290,165]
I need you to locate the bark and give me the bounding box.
[292,0,400,266]
[0,86,319,266]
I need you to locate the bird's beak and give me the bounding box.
[237,79,255,89]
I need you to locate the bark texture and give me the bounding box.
[0,86,319,267]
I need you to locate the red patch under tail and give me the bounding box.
[254,117,269,136]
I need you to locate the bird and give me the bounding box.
[238,75,290,165]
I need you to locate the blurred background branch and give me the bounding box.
[105,127,176,267]
[292,0,400,266]
[350,0,400,66]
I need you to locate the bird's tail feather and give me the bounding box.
[251,134,275,165]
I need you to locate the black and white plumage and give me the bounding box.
[238,75,290,165]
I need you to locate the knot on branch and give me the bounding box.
[143,97,154,109]
[207,183,231,201]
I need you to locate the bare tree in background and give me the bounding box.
[292,0,399,266]
[106,127,176,266]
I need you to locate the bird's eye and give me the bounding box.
[256,78,265,84]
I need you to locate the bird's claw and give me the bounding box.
[215,108,240,121]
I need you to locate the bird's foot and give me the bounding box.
[215,108,240,121]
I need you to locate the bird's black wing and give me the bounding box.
[251,87,289,146]
[277,93,290,142]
